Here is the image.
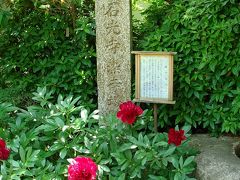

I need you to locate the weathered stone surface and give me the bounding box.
[96,0,131,115]
[190,134,240,180]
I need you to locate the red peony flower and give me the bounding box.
[68,156,98,180]
[168,128,186,146]
[0,138,10,160]
[117,101,143,125]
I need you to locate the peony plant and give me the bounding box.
[0,139,10,160]
[168,128,186,146]
[68,157,97,180]
[95,101,197,179]
[117,101,143,125]
[0,91,197,179]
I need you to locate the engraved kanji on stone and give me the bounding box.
[103,1,121,17]
[106,60,121,70]
[106,37,120,53]
[106,19,121,35]
[96,0,131,114]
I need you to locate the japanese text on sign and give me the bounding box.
[140,55,169,99]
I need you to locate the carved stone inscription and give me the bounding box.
[96,0,131,114]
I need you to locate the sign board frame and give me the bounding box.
[132,51,176,104]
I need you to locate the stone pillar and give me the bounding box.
[96,0,132,115]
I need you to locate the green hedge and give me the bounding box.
[0,0,96,108]
[135,0,240,134]
[1,0,240,134]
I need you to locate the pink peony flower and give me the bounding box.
[168,128,186,146]
[68,156,98,180]
[117,101,143,125]
[0,138,10,160]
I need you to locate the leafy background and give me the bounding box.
[1,0,240,134]
[134,0,240,134]
[1,0,240,133]
[0,0,96,108]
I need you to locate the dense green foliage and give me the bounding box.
[135,0,240,134]
[0,0,96,108]
[3,0,239,178]
[0,88,197,179]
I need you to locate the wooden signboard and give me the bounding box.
[132,51,176,104]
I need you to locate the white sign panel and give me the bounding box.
[140,55,169,99]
